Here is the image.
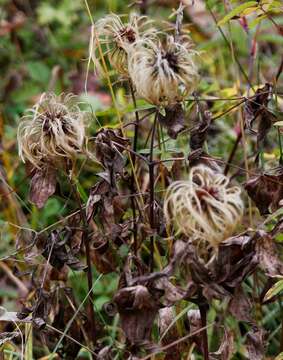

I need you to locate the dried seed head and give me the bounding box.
[17,93,87,168]
[128,35,198,105]
[92,13,157,75]
[164,165,243,248]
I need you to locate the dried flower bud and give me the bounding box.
[92,13,157,75]
[128,35,198,105]
[17,93,87,168]
[164,165,243,248]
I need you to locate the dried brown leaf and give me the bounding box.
[228,286,253,323]
[244,83,271,133]
[113,285,161,345]
[211,329,234,360]
[190,109,212,150]
[245,167,283,215]
[158,103,186,139]
[255,230,283,277]
[246,328,266,360]
[29,166,56,208]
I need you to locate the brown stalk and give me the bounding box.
[199,298,209,360]
[149,110,158,271]
[70,178,96,346]
[129,81,139,254]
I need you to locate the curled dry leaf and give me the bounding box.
[187,309,203,353]
[86,176,119,231]
[29,165,57,208]
[154,277,186,306]
[228,285,253,323]
[97,346,114,360]
[244,83,276,156]
[245,167,283,215]
[244,83,271,133]
[245,328,266,360]
[159,307,185,360]
[17,289,52,329]
[86,178,113,222]
[41,229,86,271]
[113,285,161,346]
[254,230,283,277]
[0,332,20,346]
[95,128,129,189]
[188,149,221,172]
[158,103,186,139]
[90,229,118,274]
[190,109,212,150]
[184,234,258,301]
[210,328,234,360]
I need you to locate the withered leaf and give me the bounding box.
[29,166,57,208]
[245,167,283,215]
[255,230,283,277]
[245,328,266,360]
[228,286,253,323]
[187,309,203,353]
[30,289,52,330]
[211,329,234,360]
[97,346,114,360]
[113,285,161,345]
[188,149,221,172]
[0,332,20,346]
[159,307,184,360]
[190,110,212,150]
[42,229,86,271]
[256,109,275,152]
[91,230,118,274]
[86,178,111,222]
[214,234,257,287]
[95,128,129,189]
[154,277,186,306]
[86,176,118,231]
[16,306,32,320]
[184,235,257,301]
[244,83,271,133]
[158,103,185,139]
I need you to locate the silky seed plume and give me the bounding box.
[128,35,198,105]
[91,13,157,75]
[17,92,87,168]
[164,165,244,248]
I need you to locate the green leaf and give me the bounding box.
[217,2,258,26]
[264,279,283,302]
[249,14,268,29]
[26,61,50,84]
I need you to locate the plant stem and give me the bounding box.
[199,301,209,360]
[224,132,242,175]
[129,81,140,254]
[70,178,96,346]
[25,323,33,360]
[149,110,158,271]
[140,0,148,14]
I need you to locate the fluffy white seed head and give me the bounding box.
[17,93,87,168]
[164,165,244,248]
[128,35,198,105]
[92,13,157,75]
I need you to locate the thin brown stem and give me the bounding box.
[224,132,242,175]
[70,178,96,346]
[199,301,209,360]
[149,110,158,272]
[129,81,140,254]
